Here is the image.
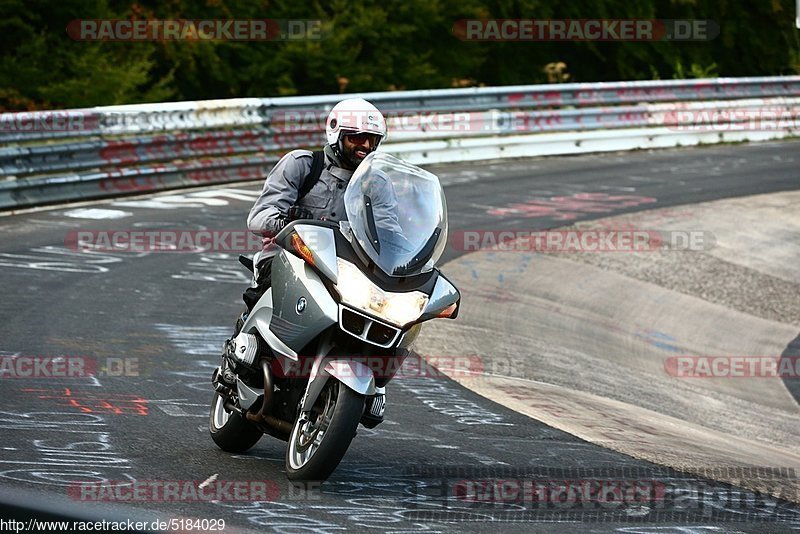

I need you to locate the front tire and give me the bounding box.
[286,379,364,481]
[209,392,263,453]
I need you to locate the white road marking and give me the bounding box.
[113,197,223,209]
[198,473,218,489]
[190,190,261,201]
[156,405,205,417]
[61,208,132,219]
[154,324,231,356]
[113,188,261,210]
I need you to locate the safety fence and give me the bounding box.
[1,76,798,209]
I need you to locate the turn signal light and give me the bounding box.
[437,303,458,318]
[290,233,315,266]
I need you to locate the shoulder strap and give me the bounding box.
[297,150,326,201]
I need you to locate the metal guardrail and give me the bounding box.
[1,76,799,210]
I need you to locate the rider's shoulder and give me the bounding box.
[288,149,314,160]
[273,149,313,178]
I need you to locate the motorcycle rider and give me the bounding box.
[232,97,388,334]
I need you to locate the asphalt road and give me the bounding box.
[1,140,799,533]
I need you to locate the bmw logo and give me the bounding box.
[296,297,307,314]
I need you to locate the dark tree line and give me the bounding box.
[2,0,798,110]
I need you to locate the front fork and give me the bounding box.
[296,332,388,428]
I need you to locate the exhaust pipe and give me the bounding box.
[246,359,293,434]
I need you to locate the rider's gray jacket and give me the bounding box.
[248,145,354,257]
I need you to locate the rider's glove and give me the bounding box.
[287,206,315,221]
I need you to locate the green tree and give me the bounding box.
[0,0,173,110]
[2,0,799,110]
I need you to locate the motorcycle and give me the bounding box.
[209,152,461,481]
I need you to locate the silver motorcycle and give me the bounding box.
[209,152,461,481]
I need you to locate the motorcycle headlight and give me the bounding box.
[335,258,429,327]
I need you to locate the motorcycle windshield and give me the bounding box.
[344,152,448,277]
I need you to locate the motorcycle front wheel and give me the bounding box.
[286,379,363,481]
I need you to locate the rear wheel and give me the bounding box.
[209,392,263,453]
[286,380,364,481]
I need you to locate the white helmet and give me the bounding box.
[325,97,387,150]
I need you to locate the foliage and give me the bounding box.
[1,0,798,110]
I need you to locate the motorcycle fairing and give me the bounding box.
[269,250,339,354]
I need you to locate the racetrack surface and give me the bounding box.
[418,189,800,502]
[1,140,799,532]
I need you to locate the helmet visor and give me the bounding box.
[342,132,382,147]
